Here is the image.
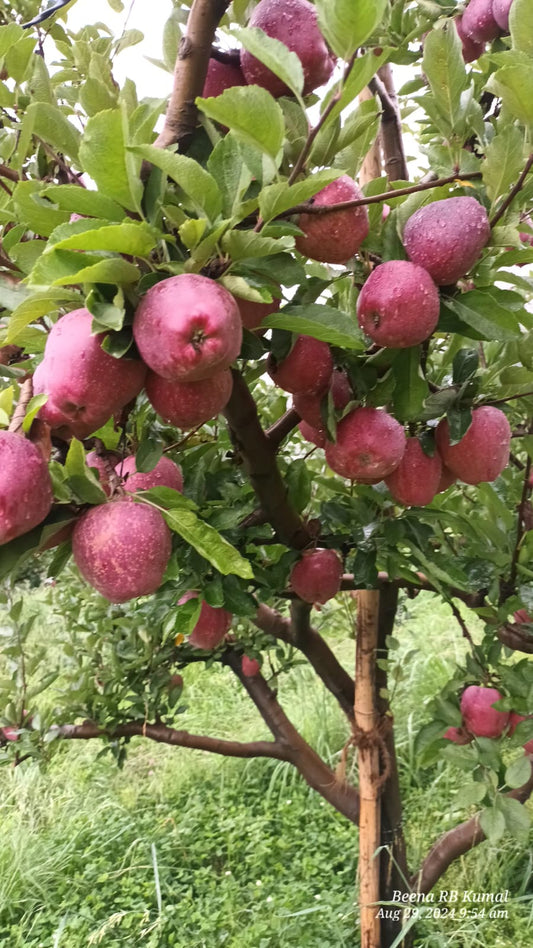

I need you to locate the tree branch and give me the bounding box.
[370,64,409,183]
[497,622,533,654]
[490,153,533,229]
[224,369,312,549]
[153,0,231,151]
[254,601,355,721]
[224,649,360,823]
[411,765,533,894]
[56,720,288,760]
[265,407,300,449]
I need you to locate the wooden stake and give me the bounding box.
[355,589,381,948]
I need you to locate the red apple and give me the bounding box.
[267,335,333,395]
[133,274,242,382]
[237,296,281,332]
[491,0,513,31]
[290,548,343,604]
[146,368,233,429]
[295,176,370,264]
[384,438,442,506]
[357,260,440,349]
[325,406,406,481]
[241,655,261,677]
[437,465,457,493]
[0,431,53,545]
[72,498,172,602]
[461,0,501,42]
[299,419,326,448]
[513,609,532,624]
[293,368,352,429]
[443,726,473,745]
[33,309,146,439]
[435,406,511,485]
[460,685,510,738]
[455,14,486,61]
[116,456,184,493]
[179,592,232,649]
[403,196,491,286]
[203,57,246,98]
[240,0,336,98]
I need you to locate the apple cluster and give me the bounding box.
[444,684,533,755]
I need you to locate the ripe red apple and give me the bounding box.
[357,260,440,349]
[492,0,513,31]
[267,335,333,395]
[437,465,457,493]
[179,592,232,649]
[508,712,533,754]
[146,368,233,429]
[460,685,510,738]
[461,0,501,42]
[435,406,511,485]
[325,406,406,481]
[0,431,53,545]
[116,456,184,493]
[384,438,442,506]
[293,368,352,430]
[240,0,336,98]
[241,655,261,677]
[33,309,146,440]
[237,296,281,332]
[455,14,486,62]
[72,498,172,602]
[299,419,326,448]
[203,57,246,98]
[290,548,343,604]
[294,176,370,264]
[133,274,242,382]
[443,726,473,745]
[403,196,491,286]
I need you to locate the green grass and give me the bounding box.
[0,590,532,947]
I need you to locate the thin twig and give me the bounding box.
[490,153,533,229]
[508,453,532,592]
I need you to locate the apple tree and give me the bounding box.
[1,0,533,944]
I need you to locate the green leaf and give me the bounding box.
[221,229,294,260]
[130,144,222,221]
[262,304,364,350]
[197,87,284,161]
[258,169,342,223]
[26,102,81,160]
[46,220,160,257]
[441,290,522,342]
[29,250,140,287]
[479,806,506,842]
[12,181,69,237]
[321,48,390,127]
[207,135,253,219]
[497,795,532,838]
[315,0,387,59]
[422,26,468,137]
[41,185,127,222]
[6,289,81,344]
[510,0,533,58]
[21,394,48,433]
[391,348,429,422]
[452,348,479,385]
[163,509,254,580]
[135,438,163,473]
[482,125,526,205]
[234,26,304,98]
[79,109,142,213]
[505,754,532,789]
[65,439,108,504]
[285,459,312,513]
[86,288,125,332]
[488,66,533,130]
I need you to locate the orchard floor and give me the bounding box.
[0,591,532,948]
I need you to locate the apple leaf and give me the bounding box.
[262,304,364,349]
[320,48,390,126]
[197,87,284,162]
[12,181,69,237]
[234,26,304,99]
[258,169,343,223]
[482,125,526,205]
[29,250,140,287]
[504,755,532,789]
[207,135,253,219]
[440,290,523,342]
[45,220,160,257]
[41,185,127,222]
[510,0,533,58]
[130,144,223,221]
[479,806,506,842]
[221,230,294,260]
[390,348,429,422]
[5,289,82,344]
[135,438,163,474]
[163,509,254,580]
[497,795,531,838]
[79,108,143,213]
[65,439,108,505]
[314,0,387,60]
[19,102,81,162]
[422,26,469,138]
[488,65,533,131]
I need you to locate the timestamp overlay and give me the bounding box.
[376,888,512,929]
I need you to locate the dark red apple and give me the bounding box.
[295,176,369,264]
[437,465,457,493]
[293,368,351,429]
[179,592,232,649]
[513,609,532,624]
[461,0,501,42]
[240,0,336,98]
[203,57,246,98]
[403,196,490,286]
[72,498,172,602]
[86,450,114,496]
[237,296,281,332]
[241,655,261,677]
[0,431,53,545]
[267,335,333,395]
[325,406,406,480]
[116,455,183,493]
[290,548,343,604]
[357,260,440,349]
[435,406,511,485]
[460,685,510,738]
[146,368,233,429]
[384,438,442,506]
[492,0,513,31]
[455,14,486,62]
[299,419,326,448]
[133,274,242,382]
